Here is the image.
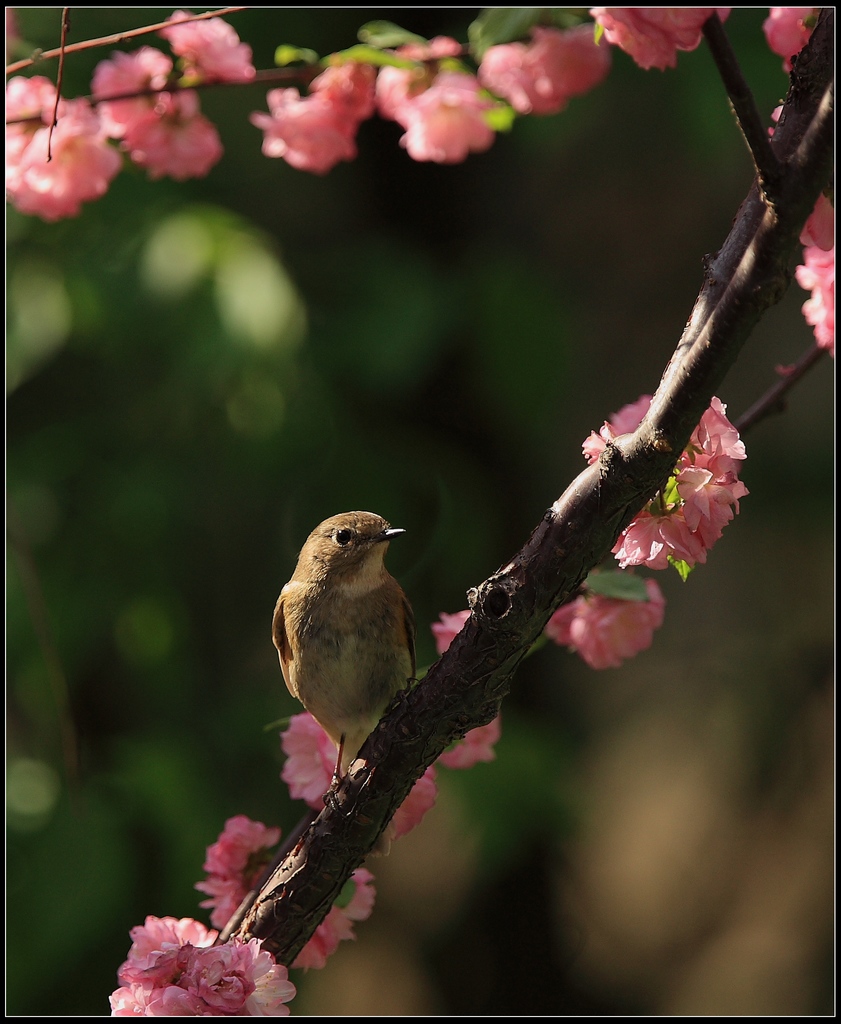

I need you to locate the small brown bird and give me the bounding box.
[272,511,416,784]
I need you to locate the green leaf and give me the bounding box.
[274,45,319,67]
[357,20,427,49]
[331,44,417,69]
[468,8,547,59]
[587,571,650,602]
[484,102,517,132]
[668,556,694,582]
[468,8,593,58]
[661,472,682,508]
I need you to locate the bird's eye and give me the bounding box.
[334,528,353,546]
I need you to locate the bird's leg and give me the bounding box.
[323,733,346,813]
[331,734,346,789]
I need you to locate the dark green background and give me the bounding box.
[7,8,833,1016]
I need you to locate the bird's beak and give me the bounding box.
[379,527,405,542]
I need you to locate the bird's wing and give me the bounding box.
[271,587,297,699]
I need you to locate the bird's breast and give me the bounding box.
[285,580,411,723]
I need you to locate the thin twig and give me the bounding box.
[5,68,319,129]
[5,7,249,75]
[735,343,829,434]
[703,12,782,199]
[46,7,70,161]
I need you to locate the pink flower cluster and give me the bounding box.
[590,7,731,70]
[195,815,281,930]
[5,77,122,221]
[91,46,225,182]
[585,395,748,570]
[250,24,615,173]
[479,24,611,115]
[113,748,448,1005]
[191,813,376,976]
[250,62,376,175]
[428,397,746,672]
[545,576,666,669]
[6,11,255,219]
[795,194,834,357]
[160,9,256,84]
[110,916,295,1016]
[796,246,834,356]
[381,66,497,165]
[10,10,762,218]
[762,7,818,71]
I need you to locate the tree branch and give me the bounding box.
[735,342,829,435]
[5,7,248,76]
[231,9,834,964]
[703,12,782,198]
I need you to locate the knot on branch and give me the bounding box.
[468,575,516,624]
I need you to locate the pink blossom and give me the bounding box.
[280,711,336,808]
[373,39,460,124]
[686,394,746,469]
[310,62,377,123]
[160,10,255,83]
[438,716,501,769]
[613,508,706,569]
[479,24,611,116]
[5,74,58,128]
[582,394,652,463]
[431,609,471,654]
[595,394,747,570]
[763,7,816,71]
[375,64,432,122]
[676,461,748,545]
[91,51,223,181]
[202,815,281,878]
[121,916,216,974]
[120,90,223,180]
[7,97,122,221]
[800,194,834,251]
[391,765,438,840]
[394,72,497,164]
[6,75,58,192]
[545,577,665,669]
[795,244,835,356]
[590,8,731,70]
[111,916,295,1016]
[250,88,358,175]
[91,47,174,138]
[293,868,376,970]
[196,815,281,929]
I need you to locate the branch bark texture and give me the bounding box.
[233,10,834,963]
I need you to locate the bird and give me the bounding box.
[272,511,416,786]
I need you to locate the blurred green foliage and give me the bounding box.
[6,8,833,1016]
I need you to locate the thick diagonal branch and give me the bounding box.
[232,9,833,964]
